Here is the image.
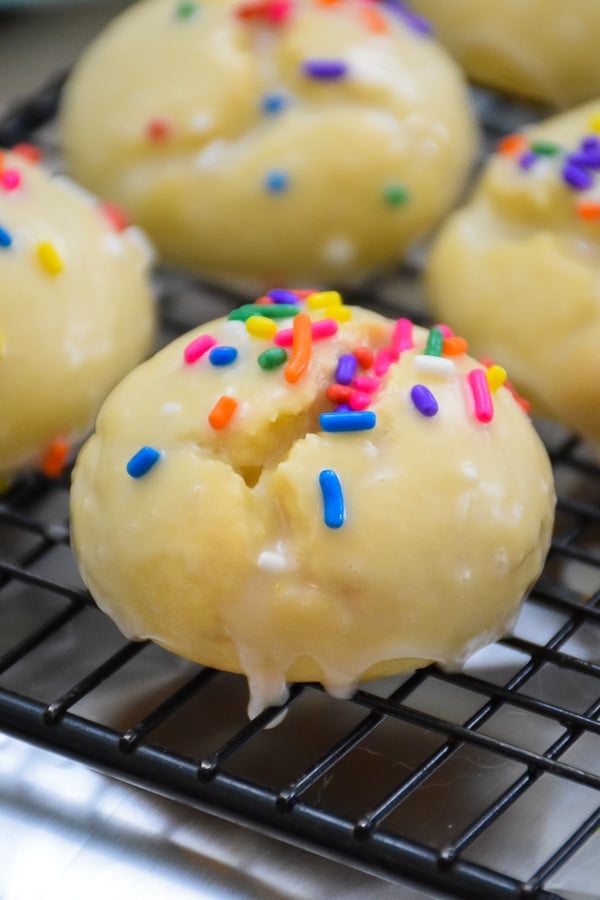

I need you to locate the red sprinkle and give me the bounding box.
[12,143,42,164]
[327,383,353,403]
[145,117,173,142]
[353,346,374,370]
[42,438,69,479]
[99,202,130,232]
[254,295,275,305]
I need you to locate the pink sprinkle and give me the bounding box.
[183,334,217,365]
[373,347,395,376]
[352,375,381,394]
[311,318,338,340]
[435,323,454,338]
[267,0,292,22]
[390,318,413,357]
[274,318,337,347]
[467,369,494,423]
[1,169,21,191]
[349,390,371,411]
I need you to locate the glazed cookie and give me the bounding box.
[0,147,156,481]
[411,0,600,107]
[71,290,554,717]
[60,0,477,288]
[427,102,600,444]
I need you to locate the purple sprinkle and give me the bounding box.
[301,59,348,80]
[335,353,358,386]
[335,404,352,412]
[518,150,538,171]
[580,135,600,153]
[566,150,600,170]
[410,384,438,417]
[382,0,433,35]
[562,161,594,191]
[268,288,299,304]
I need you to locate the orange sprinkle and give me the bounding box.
[285,312,312,384]
[443,335,468,356]
[254,295,274,305]
[208,395,238,430]
[42,438,69,479]
[12,143,42,164]
[359,3,388,33]
[577,200,600,221]
[497,134,528,156]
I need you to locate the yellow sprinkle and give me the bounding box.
[307,290,342,309]
[326,304,351,322]
[486,364,507,393]
[245,315,277,339]
[36,241,63,275]
[588,112,600,134]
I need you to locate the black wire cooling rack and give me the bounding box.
[1,78,599,900]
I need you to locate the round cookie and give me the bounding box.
[427,102,600,445]
[410,0,600,107]
[70,291,555,718]
[59,0,477,288]
[0,147,156,481]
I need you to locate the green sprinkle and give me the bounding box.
[424,327,444,357]
[530,141,562,157]
[258,347,288,370]
[175,1,199,19]
[384,182,410,207]
[228,303,300,322]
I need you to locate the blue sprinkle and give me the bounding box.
[320,411,376,432]
[334,353,358,386]
[261,92,288,116]
[209,345,238,366]
[410,384,438,417]
[319,469,345,529]
[0,226,12,248]
[126,446,161,479]
[268,288,299,304]
[264,169,290,194]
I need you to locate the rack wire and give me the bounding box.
[1,78,599,900]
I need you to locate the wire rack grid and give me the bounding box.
[0,78,599,900]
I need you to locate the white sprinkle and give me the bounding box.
[196,138,230,169]
[103,233,124,256]
[413,355,456,378]
[124,225,157,268]
[322,237,354,266]
[257,551,288,573]
[461,461,478,481]
[190,112,214,133]
[161,401,182,415]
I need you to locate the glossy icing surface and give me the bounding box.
[60,0,477,287]
[0,150,156,479]
[71,295,554,717]
[427,102,600,443]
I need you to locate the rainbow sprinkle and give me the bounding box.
[183,334,217,364]
[42,438,70,479]
[320,410,376,432]
[127,446,161,479]
[36,241,63,276]
[319,469,345,529]
[410,384,438,417]
[301,59,348,80]
[208,395,238,429]
[209,346,238,366]
[0,226,12,248]
[467,369,494,423]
